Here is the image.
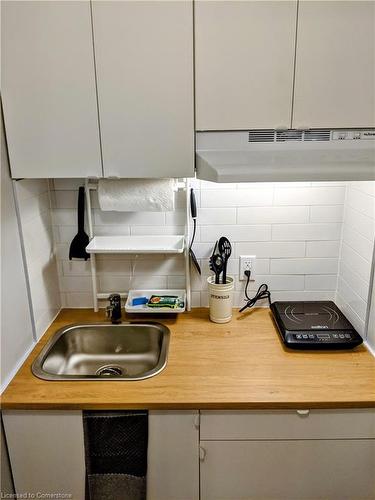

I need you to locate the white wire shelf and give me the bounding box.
[85,235,185,254]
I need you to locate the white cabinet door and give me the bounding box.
[148,411,199,500]
[293,0,375,129]
[3,410,199,500]
[195,1,297,130]
[2,1,102,178]
[92,1,194,178]
[200,439,375,500]
[2,411,86,499]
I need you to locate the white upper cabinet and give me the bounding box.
[1,1,102,178]
[92,1,194,178]
[292,0,375,129]
[195,1,298,131]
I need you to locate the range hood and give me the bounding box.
[196,129,375,183]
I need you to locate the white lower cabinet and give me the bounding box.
[200,410,375,500]
[200,440,375,500]
[3,409,375,500]
[2,410,199,500]
[147,410,200,500]
[2,411,86,499]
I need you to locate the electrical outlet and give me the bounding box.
[239,255,256,281]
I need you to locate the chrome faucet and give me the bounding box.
[106,294,122,324]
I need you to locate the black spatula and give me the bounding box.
[69,186,90,261]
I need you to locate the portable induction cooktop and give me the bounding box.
[270,301,363,350]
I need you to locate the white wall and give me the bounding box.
[14,180,61,339]
[1,113,35,391]
[50,179,346,309]
[336,181,375,338]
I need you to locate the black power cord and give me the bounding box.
[239,270,272,313]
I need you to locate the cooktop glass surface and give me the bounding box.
[273,301,353,331]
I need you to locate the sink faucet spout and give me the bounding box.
[106,294,122,324]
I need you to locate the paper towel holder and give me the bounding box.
[84,178,191,312]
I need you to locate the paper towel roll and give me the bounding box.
[97,179,175,212]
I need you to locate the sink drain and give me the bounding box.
[96,365,124,377]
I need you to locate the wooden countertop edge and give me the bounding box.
[2,400,375,411]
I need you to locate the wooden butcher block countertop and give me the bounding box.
[1,308,375,410]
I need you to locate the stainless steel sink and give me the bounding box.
[32,322,170,381]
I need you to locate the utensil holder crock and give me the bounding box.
[207,276,234,324]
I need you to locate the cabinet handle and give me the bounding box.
[296,409,310,417]
[199,446,206,461]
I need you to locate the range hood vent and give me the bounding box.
[248,129,333,143]
[196,129,375,183]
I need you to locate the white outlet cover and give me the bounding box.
[239,255,256,281]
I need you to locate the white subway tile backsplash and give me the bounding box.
[132,256,185,276]
[274,186,345,206]
[198,208,236,225]
[61,260,92,276]
[63,292,93,308]
[235,241,305,258]
[52,190,79,209]
[346,186,375,218]
[237,206,309,224]
[338,261,369,302]
[47,179,374,315]
[127,276,168,291]
[271,291,336,302]
[92,225,131,237]
[15,179,60,338]
[344,206,375,239]
[306,241,341,258]
[165,210,186,225]
[16,179,49,200]
[236,275,304,292]
[271,258,338,275]
[305,275,337,291]
[200,180,237,190]
[60,276,92,293]
[52,208,78,226]
[309,205,344,223]
[167,275,186,288]
[191,291,201,308]
[336,181,375,341]
[52,179,85,190]
[201,188,273,207]
[337,277,368,321]
[94,210,164,226]
[336,297,366,336]
[130,225,185,236]
[98,275,132,293]
[17,191,50,223]
[272,223,341,241]
[201,225,271,242]
[340,242,372,282]
[342,224,374,263]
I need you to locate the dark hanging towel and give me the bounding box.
[83,410,148,500]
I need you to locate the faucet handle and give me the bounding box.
[108,293,121,305]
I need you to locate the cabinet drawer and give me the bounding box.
[200,439,375,500]
[200,409,375,440]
